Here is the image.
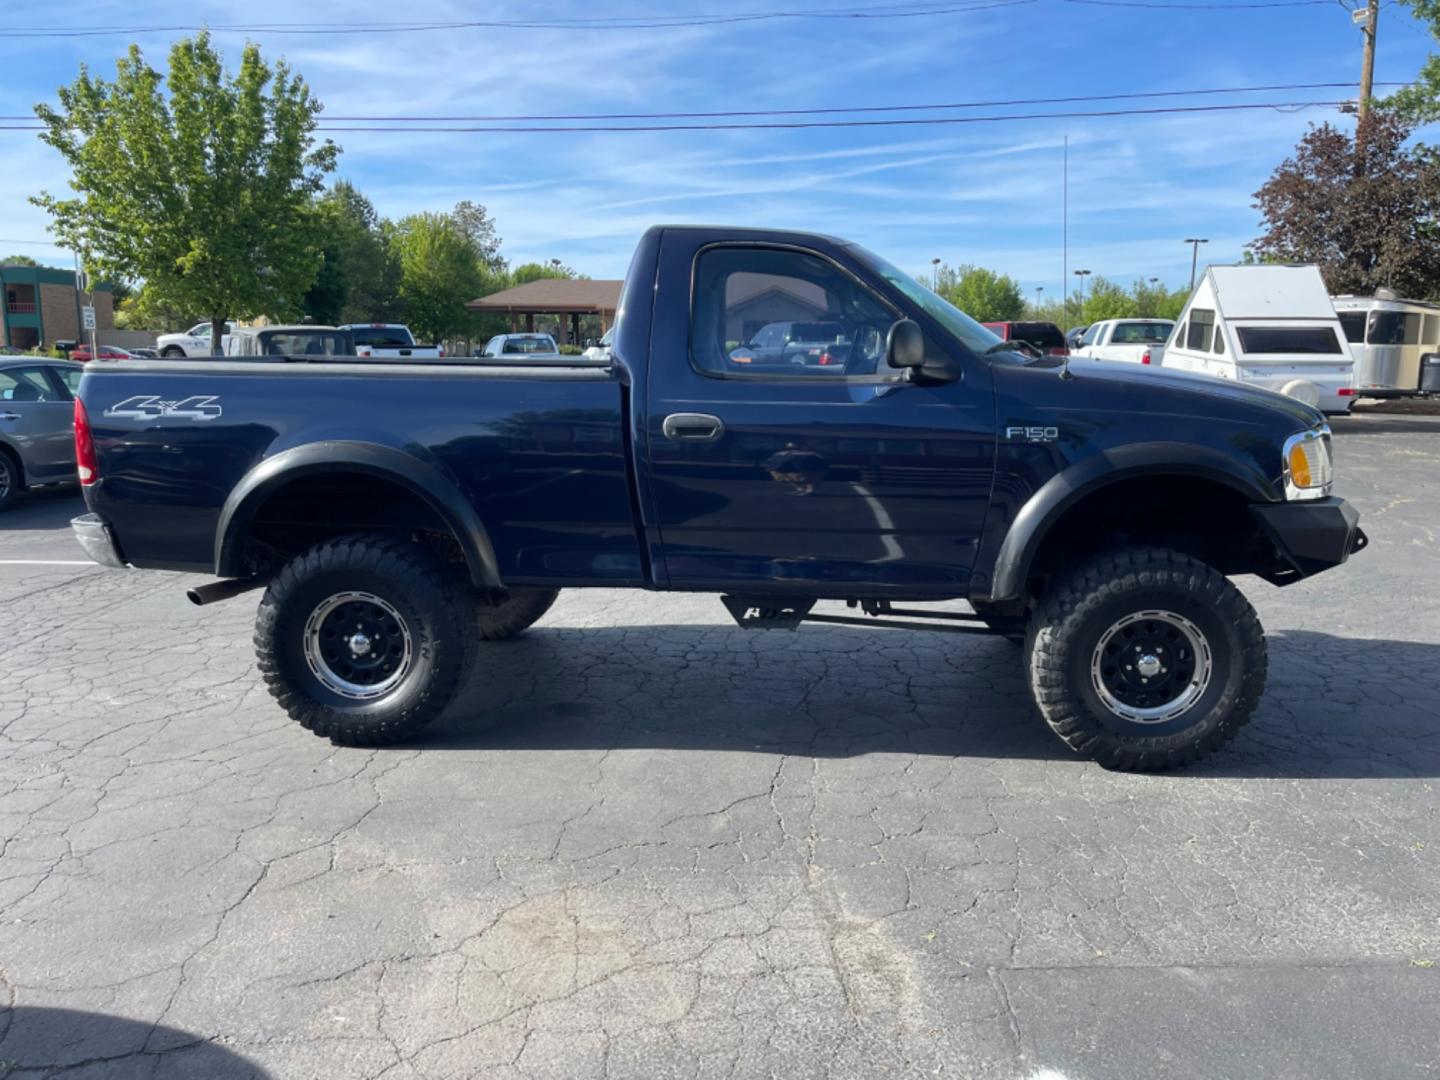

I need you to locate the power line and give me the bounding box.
[0,0,1343,37]
[1,82,1400,124]
[0,0,1035,38]
[0,102,1350,134]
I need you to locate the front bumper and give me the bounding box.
[1250,497,1367,580]
[71,513,127,569]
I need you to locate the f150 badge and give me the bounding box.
[1005,425,1059,443]
[105,395,222,422]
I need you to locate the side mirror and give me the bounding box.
[728,347,755,365]
[886,319,925,369]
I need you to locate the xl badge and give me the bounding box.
[105,395,222,422]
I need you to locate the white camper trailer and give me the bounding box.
[1330,293,1440,398]
[1163,266,1355,414]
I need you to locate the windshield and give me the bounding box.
[502,335,558,354]
[1337,312,1366,344]
[845,245,1002,354]
[261,331,352,356]
[1111,321,1173,344]
[349,327,414,348]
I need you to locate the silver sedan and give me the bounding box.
[0,359,84,510]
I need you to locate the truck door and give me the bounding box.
[644,236,995,596]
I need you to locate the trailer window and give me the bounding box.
[1236,327,1343,354]
[1186,309,1214,351]
[1425,314,1440,346]
[1213,325,1225,354]
[1337,312,1366,344]
[1368,311,1422,345]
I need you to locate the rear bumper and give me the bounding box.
[1250,497,1366,580]
[71,513,127,569]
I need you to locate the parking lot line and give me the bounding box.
[0,559,97,566]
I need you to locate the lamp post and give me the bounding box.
[1184,239,1208,293]
[1034,286,1044,314]
[1073,269,1091,320]
[931,257,942,292]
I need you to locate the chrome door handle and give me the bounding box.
[662,413,725,442]
[0,412,20,421]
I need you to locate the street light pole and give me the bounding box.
[1034,286,1044,314]
[1073,269,1091,319]
[1185,238,1208,293]
[931,257,942,292]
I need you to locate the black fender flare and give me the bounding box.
[214,441,502,587]
[983,442,1277,603]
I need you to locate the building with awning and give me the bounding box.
[466,279,623,345]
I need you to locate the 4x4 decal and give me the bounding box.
[105,395,223,422]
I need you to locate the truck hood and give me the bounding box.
[1007,355,1325,430]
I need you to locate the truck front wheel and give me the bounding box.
[255,534,469,746]
[1026,547,1267,771]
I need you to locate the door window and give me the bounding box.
[0,367,58,402]
[691,246,896,378]
[1079,324,1100,347]
[52,364,84,395]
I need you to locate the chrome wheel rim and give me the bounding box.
[1090,609,1213,724]
[303,591,413,701]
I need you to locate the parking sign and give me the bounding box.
[81,305,96,330]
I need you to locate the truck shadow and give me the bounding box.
[0,1006,270,1077]
[0,484,83,529]
[423,626,1440,780]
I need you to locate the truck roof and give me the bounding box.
[1206,265,1337,320]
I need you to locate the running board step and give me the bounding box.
[720,596,998,635]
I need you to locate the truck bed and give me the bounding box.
[78,356,644,584]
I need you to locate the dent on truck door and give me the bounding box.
[645,238,995,595]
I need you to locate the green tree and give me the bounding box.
[391,212,484,344]
[1389,0,1440,122]
[453,200,506,273]
[2,254,40,267]
[1071,276,1138,324]
[114,282,191,332]
[510,259,579,285]
[939,264,1025,322]
[303,180,399,324]
[1251,113,1440,298]
[33,33,339,353]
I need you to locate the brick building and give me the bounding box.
[1,264,114,350]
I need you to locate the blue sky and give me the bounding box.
[0,0,1434,295]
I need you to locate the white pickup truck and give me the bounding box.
[156,321,237,358]
[1072,318,1173,366]
[338,324,443,360]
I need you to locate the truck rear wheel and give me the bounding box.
[255,534,469,746]
[1026,547,1266,771]
[473,586,559,640]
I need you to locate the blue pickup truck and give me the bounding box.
[70,226,1366,770]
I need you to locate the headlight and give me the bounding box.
[1282,426,1332,500]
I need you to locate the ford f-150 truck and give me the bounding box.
[70,225,1366,770]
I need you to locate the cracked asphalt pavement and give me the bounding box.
[2,403,1438,1079]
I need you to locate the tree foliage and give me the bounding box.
[937,264,1025,322]
[453,200,506,273]
[32,33,338,352]
[303,180,398,324]
[1389,0,1440,123]
[1251,113,1440,299]
[2,254,41,267]
[389,213,486,344]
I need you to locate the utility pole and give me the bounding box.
[1358,0,1379,125]
[1185,238,1208,293]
